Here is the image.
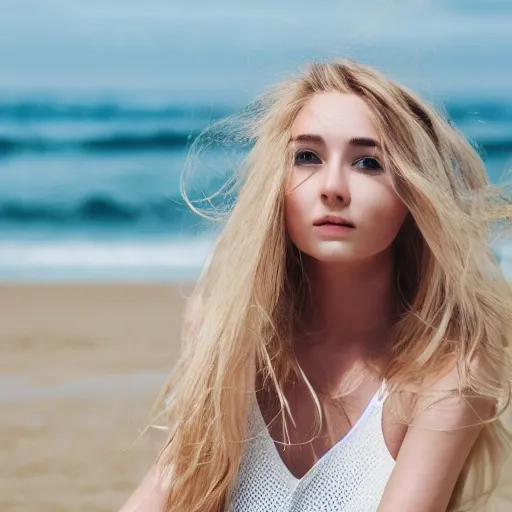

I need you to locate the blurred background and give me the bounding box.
[1,1,512,511]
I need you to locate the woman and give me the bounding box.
[119,58,512,511]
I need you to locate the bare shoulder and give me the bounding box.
[377,357,496,512]
[118,465,170,512]
[411,356,496,430]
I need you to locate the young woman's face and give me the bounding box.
[285,92,408,264]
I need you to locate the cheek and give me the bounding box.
[356,180,408,240]
[284,192,307,245]
[284,172,316,242]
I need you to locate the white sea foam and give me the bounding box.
[0,236,215,282]
[1,236,511,282]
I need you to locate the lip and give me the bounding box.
[313,215,355,228]
[313,224,355,238]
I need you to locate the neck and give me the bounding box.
[297,247,398,355]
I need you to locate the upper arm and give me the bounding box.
[118,465,169,512]
[377,365,495,512]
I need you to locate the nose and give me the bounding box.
[318,159,350,206]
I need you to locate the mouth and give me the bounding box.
[313,217,355,228]
[314,221,354,228]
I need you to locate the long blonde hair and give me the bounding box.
[152,58,512,511]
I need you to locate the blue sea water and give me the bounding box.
[0,92,511,282]
[0,94,235,281]
[0,1,511,282]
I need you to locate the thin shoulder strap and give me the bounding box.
[375,378,388,405]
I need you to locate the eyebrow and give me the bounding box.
[289,134,380,149]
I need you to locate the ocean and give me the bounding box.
[0,91,511,282]
[1,0,512,282]
[0,93,231,281]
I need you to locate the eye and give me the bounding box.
[294,150,322,166]
[353,156,382,172]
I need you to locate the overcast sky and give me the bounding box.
[1,0,511,99]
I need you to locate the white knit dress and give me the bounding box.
[226,382,395,511]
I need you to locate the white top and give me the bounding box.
[226,381,395,511]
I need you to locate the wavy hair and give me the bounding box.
[150,58,512,511]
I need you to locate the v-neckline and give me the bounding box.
[254,381,385,484]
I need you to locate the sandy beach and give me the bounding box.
[0,283,193,512]
[2,282,512,512]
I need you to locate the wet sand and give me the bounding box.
[2,283,512,511]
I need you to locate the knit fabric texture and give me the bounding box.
[226,382,395,511]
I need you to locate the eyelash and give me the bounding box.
[294,149,383,172]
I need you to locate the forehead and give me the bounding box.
[291,92,378,141]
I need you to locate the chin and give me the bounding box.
[307,245,363,264]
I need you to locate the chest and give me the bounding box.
[227,389,402,512]
[261,384,407,479]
